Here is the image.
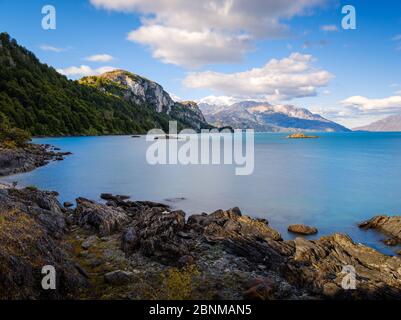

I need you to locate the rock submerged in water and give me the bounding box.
[359,215,401,245]
[288,224,318,235]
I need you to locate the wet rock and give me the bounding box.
[0,144,67,177]
[284,234,401,299]
[359,215,401,244]
[288,224,318,235]
[75,198,130,236]
[104,270,134,285]
[64,201,73,208]
[382,238,398,246]
[100,193,130,201]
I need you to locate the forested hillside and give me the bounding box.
[0,32,181,136]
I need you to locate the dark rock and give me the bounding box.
[121,226,139,255]
[359,215,401,244]
[188,207,282,242]
[121,208,189,264]
[288,224,318,235]
[382,238,398,246]
[81,235,99,250]
[104,270,134,285]
[0,188,88,299]
[243,278,277,300]
[63,201,73,208]
[178,255,195,267]
[75,198,130,236]
[284,234,401,299]
[0,144,69,177]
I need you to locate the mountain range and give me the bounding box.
[0,32,353,135]
[199,101,350,132]
[354,113,401,132]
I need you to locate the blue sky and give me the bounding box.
[0,0,400,128]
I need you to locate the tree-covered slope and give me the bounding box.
[0,32,179,136]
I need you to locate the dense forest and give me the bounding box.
[0,32,182,136]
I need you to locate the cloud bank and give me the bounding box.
[90,0,327,68]
[57,65,117,77]
[184,53,333,101]
[85,54,114,62]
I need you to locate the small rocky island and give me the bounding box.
[287,133,319,139]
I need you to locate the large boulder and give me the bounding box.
[121,207,189,264]
[75,198,129,236]
[187,208,282,242]
[288,224,318,235]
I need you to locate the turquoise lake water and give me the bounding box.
[2,132,401,255]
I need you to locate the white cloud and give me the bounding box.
[320,24,338,32]
[392,34,401,41]
[128,25,251,68]
[57,65,117,77]
[90,0,327,67]
[40,45,67,53]
[184,53,333,101]
[169,93,182,102]
[198,95,241,106]
[341,95,401,112]
[85,54,114,62]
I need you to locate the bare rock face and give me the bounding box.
[121,208,189,264]
[359,215,401,243]
[288,224,318,235]
[0,144,61,177]
[79,70,210,131]
[82,70,175,114]
[0,187,88,299]
[187,207,282,242]
[75,198,129,236]
[284,234,401,299]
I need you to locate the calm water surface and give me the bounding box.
[2,132,401,254]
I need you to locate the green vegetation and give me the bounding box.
[0,111,31,148]
[0,32,180,136]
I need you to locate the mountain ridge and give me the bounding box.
[354,113,401,132]
[79,70,210,130]
[199,101,350,132]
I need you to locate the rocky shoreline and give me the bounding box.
[1,185,401,300]
[0,144,71,177]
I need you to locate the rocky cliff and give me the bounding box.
[79,70,210,131]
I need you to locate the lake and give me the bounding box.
[2,132,401,255]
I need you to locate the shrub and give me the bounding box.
[0,127,31,148]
